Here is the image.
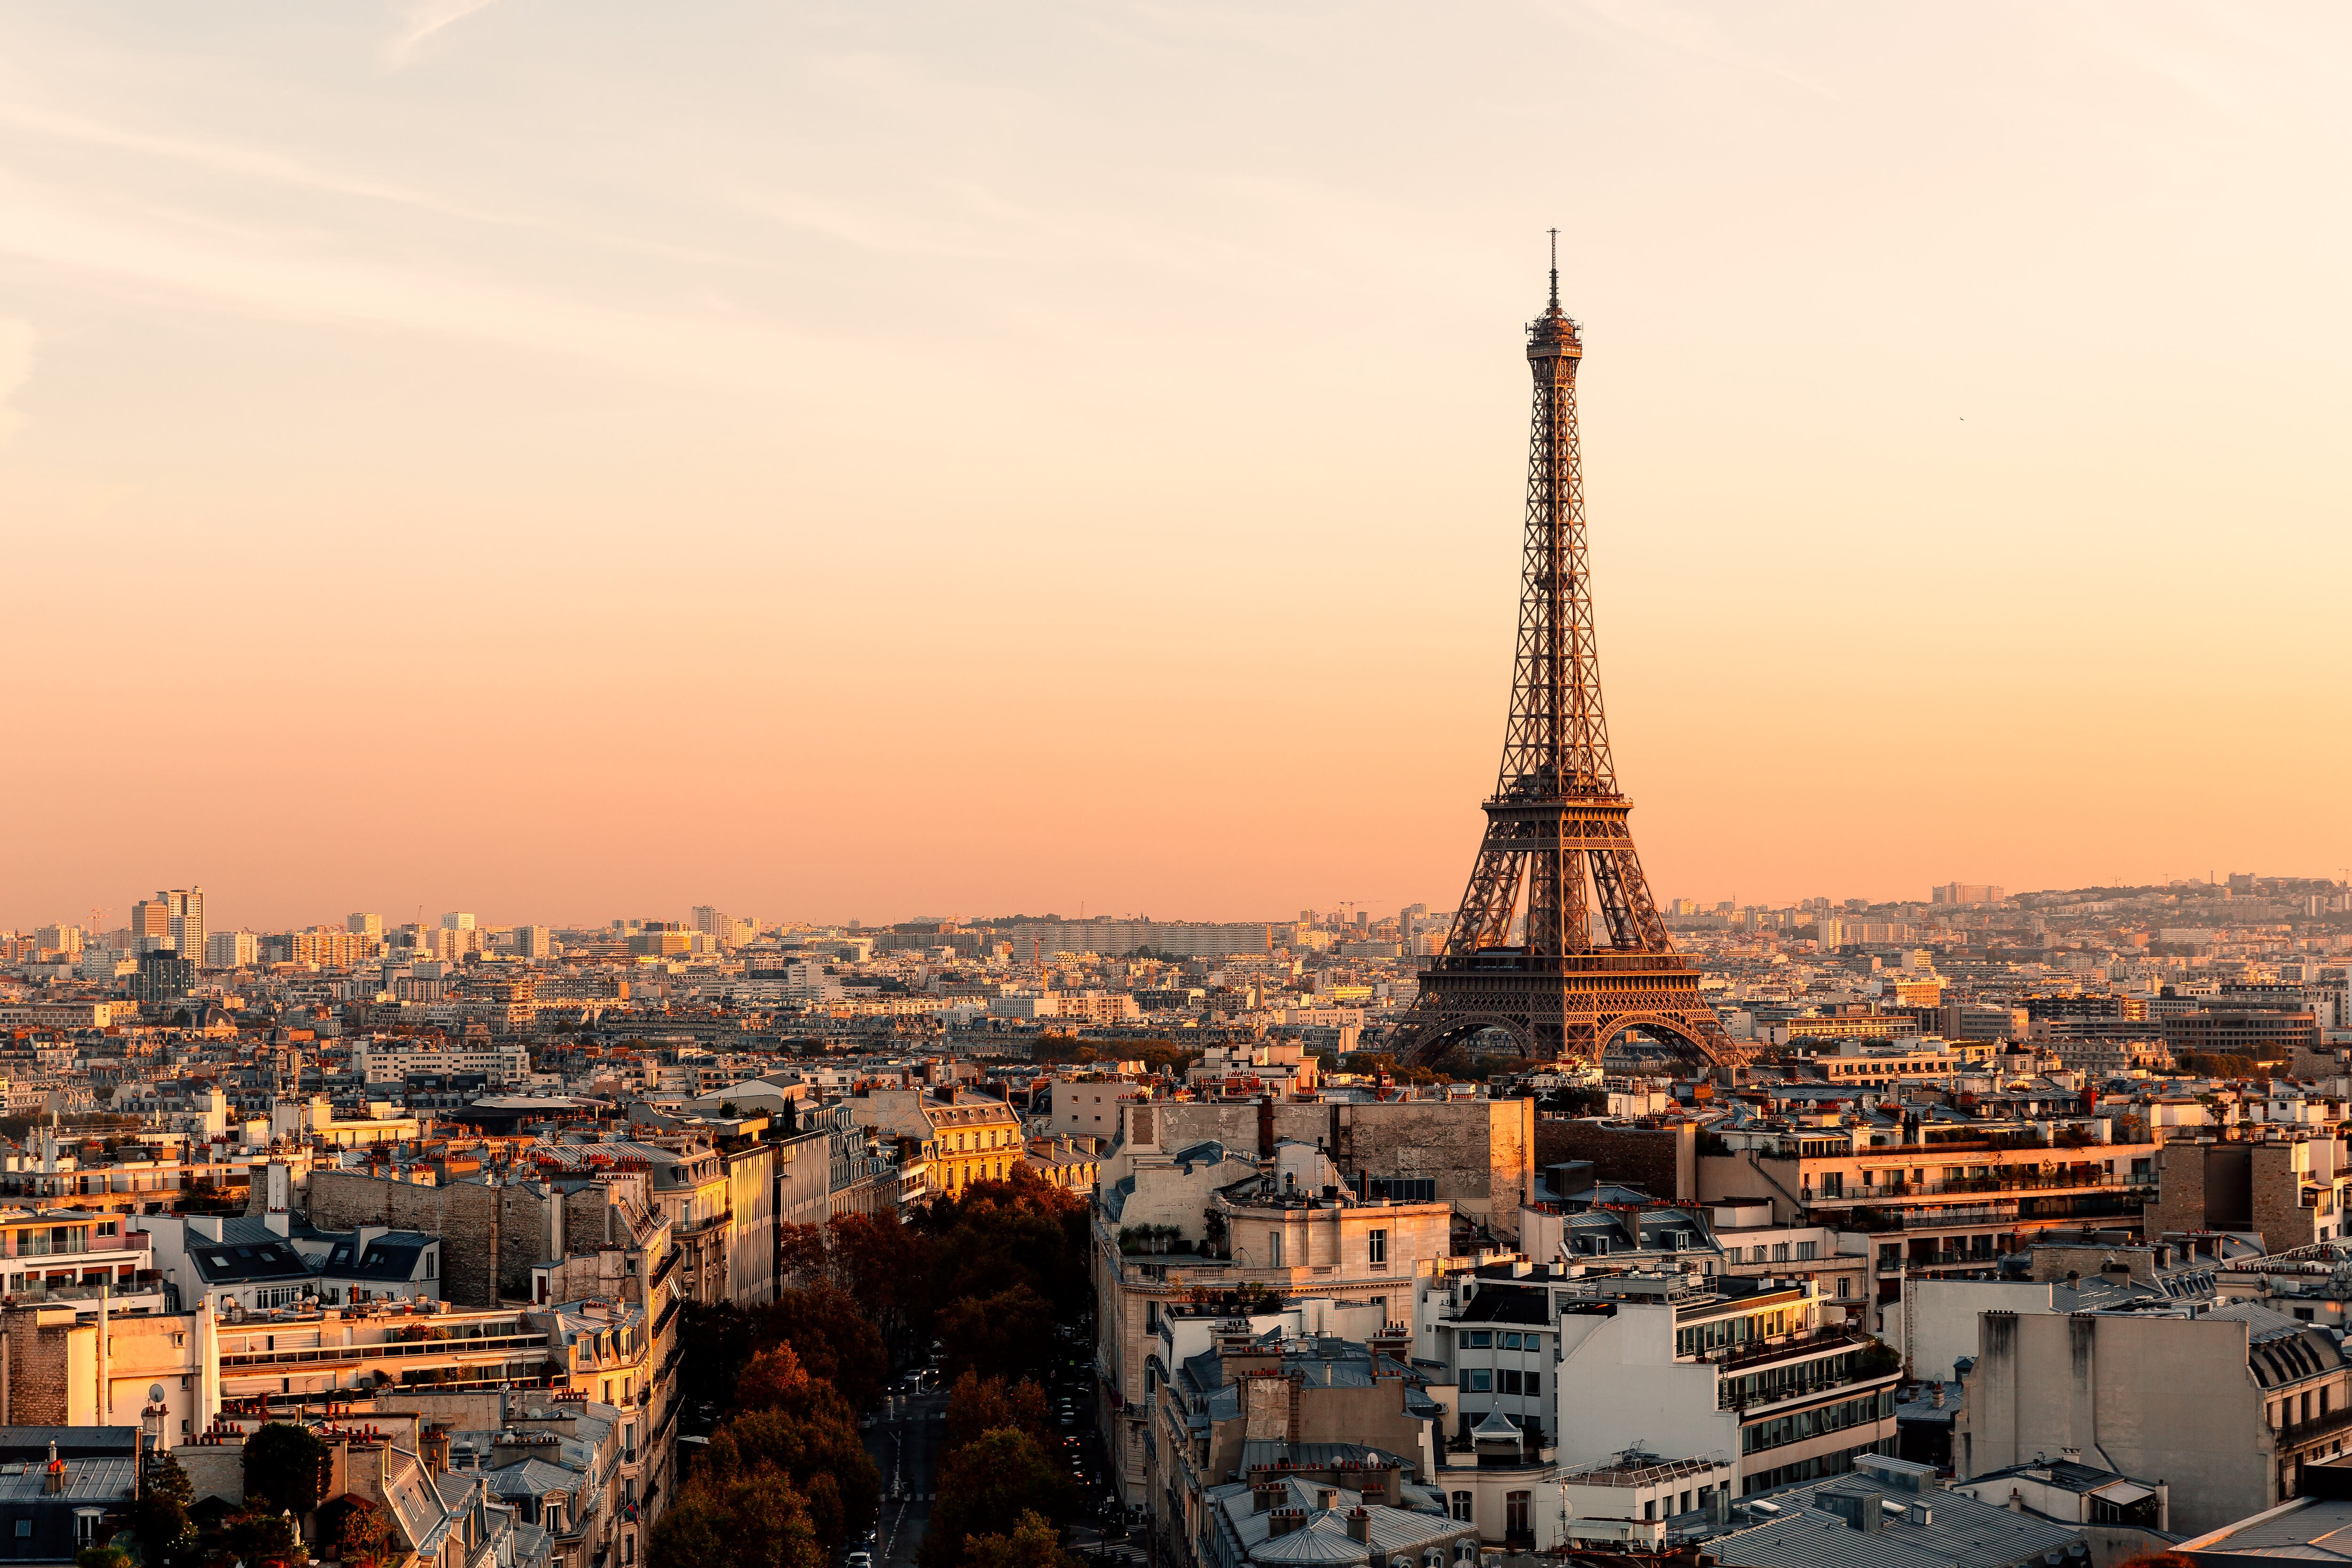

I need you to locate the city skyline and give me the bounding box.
[5,4,2351,928]
[14,870,2331,944]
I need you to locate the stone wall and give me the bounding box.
[1538,1120,1692,1201]
[0,1306,87,1426]
[307,1170,564,1307]
[2251,1143,2320,1256]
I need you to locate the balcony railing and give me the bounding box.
[1697,1326,1871,1375]
[1897,1205,2017,1228]
[2279,1406,2352,1452]
[219,1330,549,1369]
[1809,1172,2152,1204]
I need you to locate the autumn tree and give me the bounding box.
[722,1345,881,1550]
[651,1463,824,1568]
[960,1510,1080,1568]
[825,1210,928,1331]
[937,1283,1056,1383]
[918,1171,1089,1340]
[758,1284,888,1411]
[945,1371,1054,1450]
[317,1496,397,1568]
[919,1427,1076,1568]
[776,1223,833,1288]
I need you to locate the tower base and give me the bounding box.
[1391,951,1746,1068]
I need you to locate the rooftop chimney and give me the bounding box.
[1346,1508,1372,1544]
[1254,1484,1284,1514]
[1269,1508,1306,1537]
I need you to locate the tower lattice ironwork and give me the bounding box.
[1394,252,1746,1070]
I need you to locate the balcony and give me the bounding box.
[1809,1172,2152,1206]
[2279,1406,2352,1453]
[1846,1204,2018,1233]
[218,1330,550,1370]
[1699,1326,1873,1376]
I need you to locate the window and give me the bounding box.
[1506,1492,1530,1537]
[426,1252,437,1279]
[1464,1331,1491,1348]
[17,1520,32,1538]
[1501,1333,1521,1350]
[1450,1493,1472,1522]
[1772,1243,1789,1263]
[1796,1242,1817,1262]
[1525,1373,1540,1397]
[1268,1230,1283,1267]
[1368,1229,1388,1266]
[1501,1371,1521,1395]
[1466,1370,1492,1393]
[1837,1277,1852,1300]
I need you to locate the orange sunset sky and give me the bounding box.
[3,3,2350,933]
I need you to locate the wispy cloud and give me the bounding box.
[0,319,33,445]
[385,0,501,67]
[0,100,520,226]
[0,176,811,390]
[1571,0,1839,100]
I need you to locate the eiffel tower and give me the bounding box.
[1395,246,1746,1070]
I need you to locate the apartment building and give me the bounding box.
[1110,1094,1537,1246]
[352,1035,532,1085]
[1700,1120,2160,1325]
[1795,1038,1989,1086]
[852,1087,1025,1200]
[1096,1139,1452,1505]
[1958,1301,2350,1533]
[1534,1266,1899,1495]
[1046,1074,1152,1138]
[2152,1134,2352,1255]
[1146,1301,1447,1564]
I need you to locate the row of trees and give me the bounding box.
[923,1372,1079,1568]
[652,1166,1093,1568]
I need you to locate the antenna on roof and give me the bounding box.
[1547,228,1560,310]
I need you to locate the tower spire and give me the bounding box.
[1547,227,1559,311]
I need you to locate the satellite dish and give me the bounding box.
[149,1384,166,1404]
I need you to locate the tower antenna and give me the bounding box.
[1547,228,1560,310]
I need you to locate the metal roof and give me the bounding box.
[1712,1475,2086,1568]
[0,1458,135,1503]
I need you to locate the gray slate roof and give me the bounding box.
[1711,1474,2086,1568]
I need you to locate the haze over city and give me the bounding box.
[4,4,2350,928]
